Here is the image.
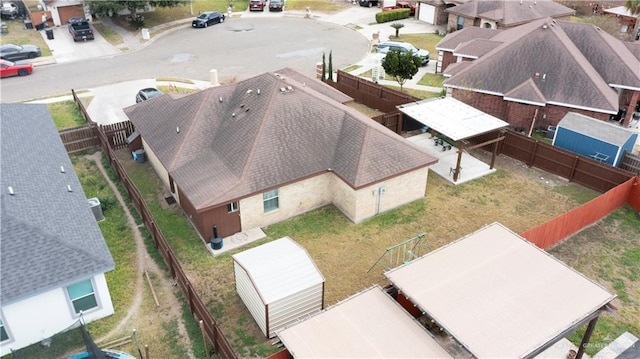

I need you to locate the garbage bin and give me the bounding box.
[45,28,54,39]
[24,19,32,29]
[133,149,146,163]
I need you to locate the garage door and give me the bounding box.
[418,3,435,24]
[58,5,85,24]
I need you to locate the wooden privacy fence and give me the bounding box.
[59,124,99,153]
[73,91,238,359]
[469,130,636,193]
[327,71,419,113]
[521,177,640,249]
[621,151,640,175]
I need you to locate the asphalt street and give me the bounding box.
[0,17,370,103]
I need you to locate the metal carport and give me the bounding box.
[398,97,508,182]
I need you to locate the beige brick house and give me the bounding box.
[124,69,438,243]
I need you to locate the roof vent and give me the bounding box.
[542,73,546,81]
[286,86,293,91]
[177,126,180,133]
[240,104,245,108]
[219,97,223,103]
[519,0,522,4]
[257,89,261,95]
[529,5,532,9]
[245,108,250,112]
[232,112,236,118]
[246,89,253,95]
[542,24,547,29]
[67,185,73,192]
[280,87,287,93]
[8,186,14,195]
[60,165,65,173]
[303,82,306,87]
[534,72,540,78]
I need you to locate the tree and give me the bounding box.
[328,51,333,81]
[625,0,640,14]
[86,0,182,20]
[321,52,326,81]
[381,49,421,92]
[390,22,405,38]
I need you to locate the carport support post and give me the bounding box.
[575,316,598,359]
[453,147,463,182]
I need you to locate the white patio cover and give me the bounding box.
[276,286,453,359]
[398,97,508,141]
[385,222,616,358]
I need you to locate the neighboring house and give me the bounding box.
[445,0,575,31]
[41,0,88,26]
[124,68,438,242]
[602,5,640,42]
[0,103,115,356]
[438,17,640,129]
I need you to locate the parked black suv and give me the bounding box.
[359,0,379,7]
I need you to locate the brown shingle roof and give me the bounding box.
[124,69,437,211]
[436,27,502,51]
[443,18,636,113]
[446,0,575,27]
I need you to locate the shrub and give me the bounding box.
[375,9,410,23]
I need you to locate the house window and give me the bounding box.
[263,189,279,212]
[227,201,239,213]
[0,319,8,342]
[67,279,98,314]
[457,16,464,30]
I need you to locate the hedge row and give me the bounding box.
[375,9,410,23]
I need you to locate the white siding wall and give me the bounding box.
[234,263,267,337]
[267,283,324,338]
[0,274,113,356]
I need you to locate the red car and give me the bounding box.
[249,0,265,11]
[0,59,33,78]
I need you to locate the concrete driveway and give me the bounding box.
[38,24,118,64]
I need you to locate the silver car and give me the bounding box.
[377,41,430,66]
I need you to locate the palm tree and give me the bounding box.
[625,0,640,14]
[390,22,405,38]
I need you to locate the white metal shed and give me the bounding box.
[232,237,325,338]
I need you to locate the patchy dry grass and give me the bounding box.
[118,146,590,356]
[548,206,640,355]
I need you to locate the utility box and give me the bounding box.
[127,130,141,151]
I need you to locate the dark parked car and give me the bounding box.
[135,88,163,103]
[249,0,265,11]
[0,59,33,78]
[67,16,87,24]
[192,11,225,28]
[359,0,379,7]
[0,44,41,61]
[269,0,284,11]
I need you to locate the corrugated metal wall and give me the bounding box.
[554,127,618,166]
[267,283,324,338]
[234,264,268,336]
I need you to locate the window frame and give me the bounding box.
[227,201,239,213]
[66,279,99,315]
[262,189,279,213]
[0,317,10,343]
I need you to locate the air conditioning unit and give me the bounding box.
[88,198,104,221]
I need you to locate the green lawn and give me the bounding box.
[0,19,52,56]
[48,101,87,129]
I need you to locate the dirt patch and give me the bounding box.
[87,152,195,358]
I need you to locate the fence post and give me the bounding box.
[527,141,538,167]
[569,155,579,181]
